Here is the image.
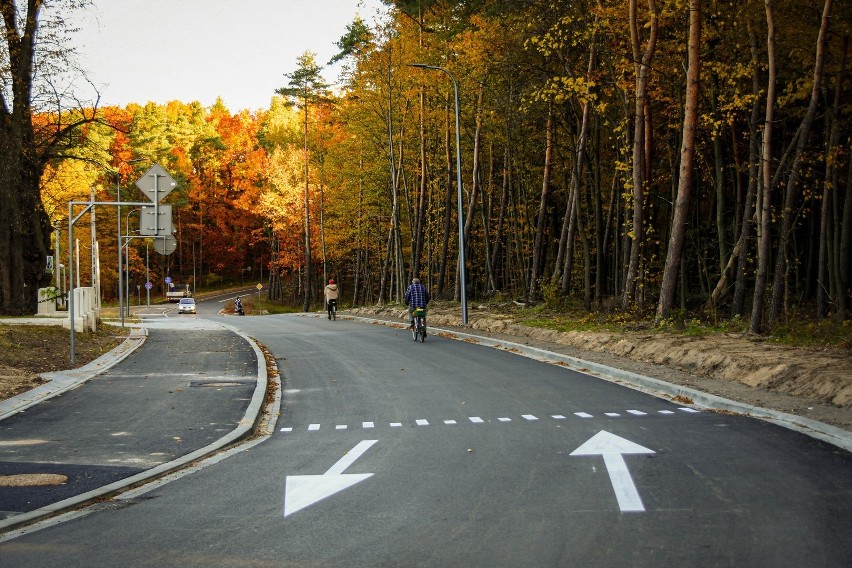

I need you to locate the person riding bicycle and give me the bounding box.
[324,279,339,319]
[404,277,430,329]
[234,296,244,316]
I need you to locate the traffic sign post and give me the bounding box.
[135,164,178,256]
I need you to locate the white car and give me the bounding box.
[177,297,197,314]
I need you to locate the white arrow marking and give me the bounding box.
[284,440,377,517]
[570,431,655,512]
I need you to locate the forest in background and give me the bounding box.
[6,0,852,334]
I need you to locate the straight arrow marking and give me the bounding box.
[284,440,377,517]
[570,431,654,513]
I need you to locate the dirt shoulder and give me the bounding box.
[0,323,128,402]
[348,306,852,432]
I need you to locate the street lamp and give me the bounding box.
[408,63,468,324]
[116,157,145,327]
[124,208,139,317]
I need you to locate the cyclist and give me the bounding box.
[404,277,430,329]
[324,279,339,319]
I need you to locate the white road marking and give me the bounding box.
[570,431,655,513]
[284,440,378,517]
[279,408,693,434]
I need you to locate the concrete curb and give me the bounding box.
[348,315,852,453]
[0,321,270,534]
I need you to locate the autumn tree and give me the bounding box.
[277,52,331,311]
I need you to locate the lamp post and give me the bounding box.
[408,63,468,324]
[124,209,139,318]
[116,157,145,327]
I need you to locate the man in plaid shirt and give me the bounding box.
[404,277,431,328]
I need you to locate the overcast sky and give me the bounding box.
[71,0,387,112]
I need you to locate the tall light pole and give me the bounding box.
[115,157,145,327]
[408,63,468,324]
[124,209,139,318]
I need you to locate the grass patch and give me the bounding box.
[0,324,128,374]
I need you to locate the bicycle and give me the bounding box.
[411,307,426,342]
[327,299,337,321]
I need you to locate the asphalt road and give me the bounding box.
[1,296,850,567]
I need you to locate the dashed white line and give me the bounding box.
[280,408,696,434]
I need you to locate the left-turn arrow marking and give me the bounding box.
[284,440,378,517]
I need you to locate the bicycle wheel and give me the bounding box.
[332,305,336,320]
[419,325,426,342]
[411,319,419,341]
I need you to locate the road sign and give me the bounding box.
[144,282,153,290]
[140,205,173,236]
[135,164,177,202]
[284,440,377,517]
[256,283,263,290]
[153,235,177,256]
[165,276,172,284]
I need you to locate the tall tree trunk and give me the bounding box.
[0,0,52,316]
[768,0,832,324]
[657,0,701,321]
[527,101,555,302]
[623,0,659,308]
[302,103,312,312]
[732,19,763,318]
[750,0,778,334]
[818,36,846,318]
[437,96,453,297]
[839,153,852,320]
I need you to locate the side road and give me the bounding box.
[0,318,268,533]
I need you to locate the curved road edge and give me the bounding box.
[0,321,271,535]
[346,314,851,453]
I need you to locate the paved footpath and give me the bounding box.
[0,317,267,532]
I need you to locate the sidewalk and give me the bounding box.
[0,319,268,532]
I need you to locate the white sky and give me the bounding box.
[70,0,387,112]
